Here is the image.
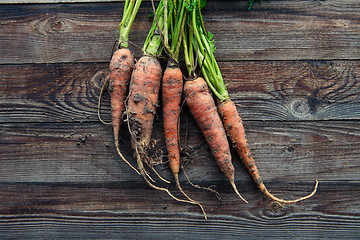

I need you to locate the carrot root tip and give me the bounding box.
[264,179,319,204]
[230,181,248,204]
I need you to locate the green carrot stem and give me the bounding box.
[119,0,143,48]
[173,12,186,60]
[143,0,165,56]
[164,0,169,48]
[188,0,229,101]
[123,0,130,15]
[182,32,193,75]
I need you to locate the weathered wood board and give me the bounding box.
[0,1,360,64]
[0,1,359,239]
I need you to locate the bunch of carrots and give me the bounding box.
[97,0,318,219]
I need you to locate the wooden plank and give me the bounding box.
[1,120,359,183]
[0,182,359,239]
[0,1,359,64]
[204,0,360,61]
[1,61,359,123]
[0,63,106,123]
[222,60,360,121]
[0,0,358,237]
[0,2,150,64]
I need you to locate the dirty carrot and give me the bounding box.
[127,0,164,159]
[160,0,200,202]
[192,0,318,203]
[183,77,248,204]
[127,55,162,150]
[99,0,143,174]
[162,64,183,185]
[109,48,139,174]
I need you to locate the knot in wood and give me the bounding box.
[90,70,109,94]
[49,18,65,32]
[290,98,310,117]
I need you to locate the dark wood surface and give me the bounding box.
[1,1,359,239]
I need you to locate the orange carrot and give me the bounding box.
[162,63,183,180]
[108,48,139,174]
[109,48,133,136]
[184,77,247,203]
[126,55,162,150]
[218,99,318,204]
[162,62,202,203]
[126,54,169,179]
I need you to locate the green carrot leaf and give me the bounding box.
[148,10,154,19]
[248,0,270,10]
[200,0,207,9]
[185,1,196,11]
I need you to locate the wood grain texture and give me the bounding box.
[0,0,359,238]
[0,1,359,64]
[204,0,360,61]
[1,61,359,123]
[1,121,359,183]
[0,182,359,239]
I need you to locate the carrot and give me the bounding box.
[189,0,318,203]
[183,77,248,203]
[162,64,183,181]
[97,0,144,174]
[159,0,204,203]
[162,62,200,203]
[127,55,162,150]
[218,99,318,204]
[109,48,133,138]
[108,48,140,174]
[126,54,168,180]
